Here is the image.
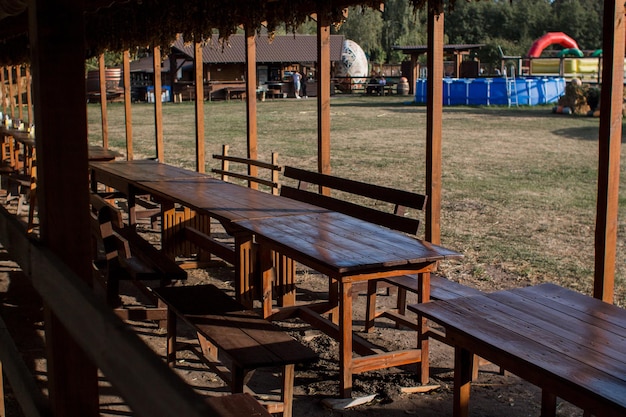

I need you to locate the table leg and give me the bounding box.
[453,346,473,417]
[235,233,256,309]
[160,199,175,257]
[418,272,430,384]
[540,390,557,417]
[339,280,353,398]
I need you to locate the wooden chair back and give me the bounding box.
[281,166,427,235]
[212,144,281,195]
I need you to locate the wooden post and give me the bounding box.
[425,2,444,245]
[16,66,23,120]
[28,0,99,415]
[0,67,6,116]
[245,25,258,188]
[123,50,133,160]
[7,67,14,117]
[153,46,164,162]
[25,66,33,125]
[317,9,332,194]
[594,0,624,302]
[98,53,109,149]
[194,39,205,172]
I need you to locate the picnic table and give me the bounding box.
[234,211,462,397]
[410,283,626,417]
[89,160,463,398]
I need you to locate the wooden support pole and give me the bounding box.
[317,9,332,194]
[153,46,164,162]
[98,53,109,148]
[245,25,258,188]
[194,39,205,172]
[28,0,99,415]
[425,2,444,245]
[7,67,14,117]
[0,67,6,116]
[594,0,624,302]
[123,50,133,160]
[16,65,23,121]
[25,66,33,125]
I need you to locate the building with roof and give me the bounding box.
[126,34,345,100]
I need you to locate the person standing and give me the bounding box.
[292,71,302,99]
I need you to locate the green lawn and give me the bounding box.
[88,96,626,305]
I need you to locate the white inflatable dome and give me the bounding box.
[336,40,368,79]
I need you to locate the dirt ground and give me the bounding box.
[0,239,586,417]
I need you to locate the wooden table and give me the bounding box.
[89,160,330,305]
[410,283,626,417]
[234,212,462,398]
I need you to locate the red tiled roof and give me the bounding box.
[172,34,345,64]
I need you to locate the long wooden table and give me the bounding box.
[89,160,330,306]
[89,160,464,398]
[234,212,462,398]
[410,283,626,417]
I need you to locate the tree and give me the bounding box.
[334,6,384,62]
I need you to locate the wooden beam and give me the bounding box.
[7,66,14,117]
[98,53,109,148]
[123,49,133,160]
[153,46,164,162]
[594,0,624,302]
[425,2,444,245]
[16,65,23,120]
[0,208,215,417]
[25,66,33,125]
[317,10,332,193]
[28,0,99,414]
[245,25,258,188]
[194,40,205,172]
[0,67,6,116]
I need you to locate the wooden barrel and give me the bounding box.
[397,77,410,96]
[85,68,123,93]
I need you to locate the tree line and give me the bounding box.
[332,0,603,68]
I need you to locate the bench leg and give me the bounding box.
[281,364,295,417]
[231,366,246,393]
[165,307,177,366]
[395,287,407,329]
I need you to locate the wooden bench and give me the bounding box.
[90,193,186,320]
[153,284,318,417]
[280,167,497,379]
[212,144,281,195]
[205,393,272,417]
[280,166,480,330]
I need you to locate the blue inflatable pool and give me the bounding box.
[414,77,565,106]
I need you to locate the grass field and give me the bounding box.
[87,96,626,305]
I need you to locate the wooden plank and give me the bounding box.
[425,1,444,245]
[0,207,214,417]
[194,40,205,173]
[594,0,624,302]
[25,66,32,126]
[28,0,98,413]
[316,10,331,184]
[0,67,6,115]
[0,315,51,417]
[7,66,14,117]
[245,26,258,188]
[123,49,133,160]
[204,393,272,417]
[183,226,235,265]
[153,46,164,162]
[15,65,23,120]
[98,53,108,149]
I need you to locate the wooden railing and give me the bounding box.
[0,206,214,417]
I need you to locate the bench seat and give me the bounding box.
[154,284,317,417]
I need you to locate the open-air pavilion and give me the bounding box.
[0,0,622,416]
